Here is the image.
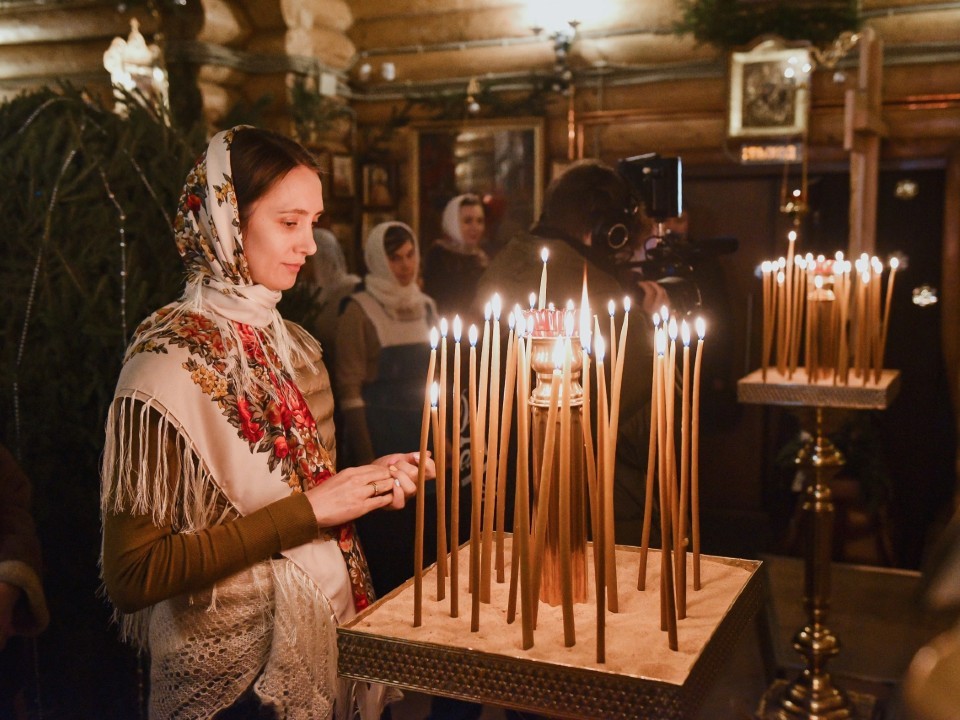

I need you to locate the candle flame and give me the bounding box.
[484,302,491,321]
[469,324,478,346]
[517,313,527,336]
[492,293,502,319]
[508,311,516,329]
[528,292,536,310]
[861,271,870,285]
[541,247,549,264]
[564,311,575,337]
[815,274,824,289]
[761,261,770,273]
[778,257,786,269]
[871,257,883,274]
[835,250,845,262]
[623,295,631,313]
[430,326,439,348]
[660,304,669,323]
[668,316,678,341]
[681,319,690,346]
[696,316,706,339]
[788,230,797,242]
[652,312,661,327]
[655,327,666,356]
[890,256,899,270]
[595,334,606,362]
[777,271,785,285]
[430,381,439,407]
[607,299,616,317]
[440,317,448,337]
[453,315,462,341]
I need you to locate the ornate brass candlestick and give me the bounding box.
[528,335,589,606]
[739,367,900,720]
[777,406,849,718]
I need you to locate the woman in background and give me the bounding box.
[304,227,360,363]
[335,221,438,597]
[100,127,428,719]
[422,193,488,319]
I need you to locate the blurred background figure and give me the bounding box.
[1,442,49,720]
[335,221,439,597]
[423,194,489,320]
[304,227,361,364]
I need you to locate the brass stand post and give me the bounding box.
[738,367,901,720]
[767,406,853,719]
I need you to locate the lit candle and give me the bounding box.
[666,317,678,564]
[414,328,438,627]
[638,320,663,591]
[608,299,617,376]
[495,311,518,584]
[559,332,575,647]
[776,266,786,375]
[481,294,501,601]
[431,386,441,599]
[578,285,597,543]
[677,320,691,618]
[538,247,549,309]
[514,325,535,647]
[451,315,462,616]
[878,256,899,382]
[594,328,608,620]
[475,302,491,596]
[437,318,449,598]
[761,261,772,381]
[468,324,481,632]
[692,317,705,590]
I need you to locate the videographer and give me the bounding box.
[474,159,668,545]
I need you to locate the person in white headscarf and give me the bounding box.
[335,221,438,596]
[304,228,360,362]
[100,127,429,720]
[423,193,488,320]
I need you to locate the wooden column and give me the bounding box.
[844,26,885,258]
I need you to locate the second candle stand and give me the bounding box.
[528,333,589,606]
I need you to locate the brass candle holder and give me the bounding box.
[739,367,900,720]
[528,334,589,606]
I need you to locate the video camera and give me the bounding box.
[616,153,737,314]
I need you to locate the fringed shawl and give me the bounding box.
[100,127,386,719]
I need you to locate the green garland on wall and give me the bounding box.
[675,0,861,49]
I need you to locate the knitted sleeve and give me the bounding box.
[101,405,319,613]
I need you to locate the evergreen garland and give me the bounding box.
[675,0,861,49]
[0,85,205,717]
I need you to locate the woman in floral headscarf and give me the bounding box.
[100,127,430,720]
[334,221,438,597]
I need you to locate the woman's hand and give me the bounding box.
[373,451,435,508]
[304,463,410,528]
